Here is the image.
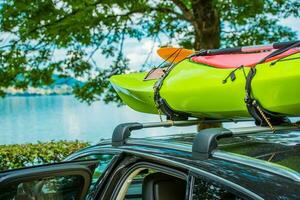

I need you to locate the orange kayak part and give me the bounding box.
[157,47,195,63]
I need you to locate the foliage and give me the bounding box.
[0,140,89,171]
[0,0,299,103]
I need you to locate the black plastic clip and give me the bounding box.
[112,123,143,147]
[192,128,233,159]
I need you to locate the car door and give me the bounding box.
[0,160,99,200]
[188,172,262,200]
[66,150,123,199]
[100,156,189,200]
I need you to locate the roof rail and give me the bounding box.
[112,118,253,147]
[192,125,300,159]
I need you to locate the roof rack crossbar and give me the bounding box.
[192,125,299,159]
[112,118,253,147]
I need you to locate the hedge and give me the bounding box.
[0,140,89,171]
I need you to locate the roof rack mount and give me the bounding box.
[192,125,299,159]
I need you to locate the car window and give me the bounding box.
[77,154,115,184]
[0,174,85,200]
[192,177,243,200]
[75,153,117,199]
[125,169,150,200]
[118,168,186,200]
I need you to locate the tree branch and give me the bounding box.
[170,0,194,21]
[21,0,103,38]
[148,6,189,22]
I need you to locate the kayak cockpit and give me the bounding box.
[191,48,300,68]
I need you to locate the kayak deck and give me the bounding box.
[110,53,300,119]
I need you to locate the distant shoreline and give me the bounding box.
[6,93,72,97]
[4,75,80,97]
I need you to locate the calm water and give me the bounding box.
[0,96,198,144]
[2,95,297,145]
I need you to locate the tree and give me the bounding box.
[0,0,299,104]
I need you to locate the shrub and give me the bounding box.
[0,140,89,171]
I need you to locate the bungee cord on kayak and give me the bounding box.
[144,48,183,81]
[222,65,247,84]
[271,55,300,66]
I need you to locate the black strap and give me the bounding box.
[153,50,190,120]
[244,68,287,125]
[154,97,189,120]
[244,41,300,125]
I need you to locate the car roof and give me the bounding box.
[69,120,300,199]
[80,141,296,199]
[141,129,300,172]
[80,128,300,199]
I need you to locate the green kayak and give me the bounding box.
[110,49,300,119]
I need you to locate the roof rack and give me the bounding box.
[112,118,253,146]
[112,119,299,155]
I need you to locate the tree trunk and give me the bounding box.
[197,122,222,132]
[191,0,220,50]
[190,0,221,130]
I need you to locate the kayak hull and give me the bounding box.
[110,53,300,119]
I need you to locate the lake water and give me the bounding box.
[0,96,200,145]
[2,95,297,145]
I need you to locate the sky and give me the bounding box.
[89,17,300,71]
[281,17,300,35]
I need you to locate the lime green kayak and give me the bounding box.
[110,52,300,119]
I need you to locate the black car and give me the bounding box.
[0,119,299,200]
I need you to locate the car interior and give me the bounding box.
[142,172,186,200]
[117,168,186,200]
